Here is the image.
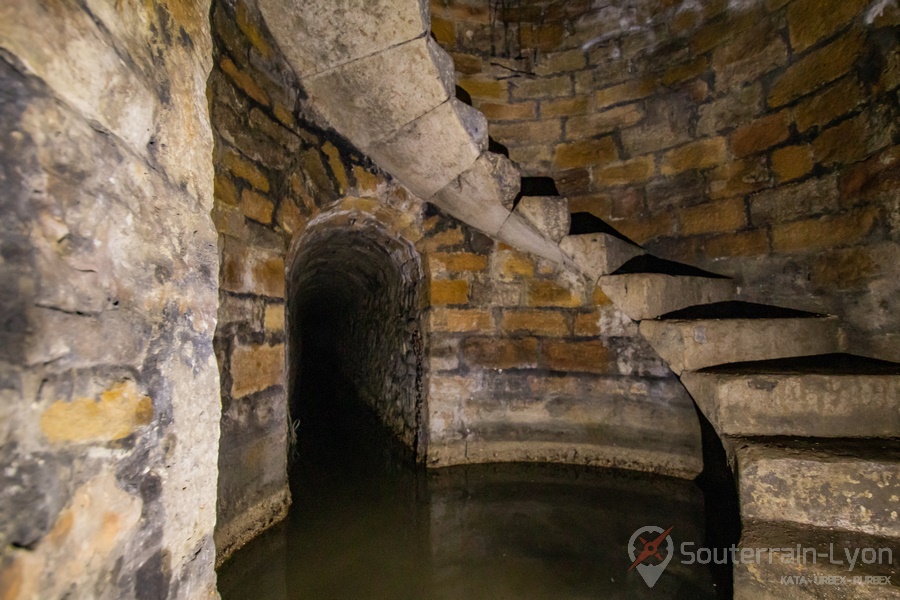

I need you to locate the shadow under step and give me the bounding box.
[733,438,900,540]
[598,255,735,321]
[734,520,900,600]
[639,301,840,374]
[682,353,900,438]
[559,213,644,281]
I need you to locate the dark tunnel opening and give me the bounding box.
[286,221,426,482]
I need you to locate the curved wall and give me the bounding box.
[437,0,900,360]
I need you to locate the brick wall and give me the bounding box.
[435,0,900,360]
[421,210,702,478]
[209,0,390,561]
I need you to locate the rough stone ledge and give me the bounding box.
[214,486,291,567]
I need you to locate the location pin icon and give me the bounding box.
[628,526,675,589]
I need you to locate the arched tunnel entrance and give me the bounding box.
[286,214,426,471]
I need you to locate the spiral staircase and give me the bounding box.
[256,1,899,596]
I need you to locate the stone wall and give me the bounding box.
[434,0,900,360]
[422,211,702,477]
[0,1,220,598]
[208,0,402,561]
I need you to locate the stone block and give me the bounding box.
[230,343,285,398]
[510,75,573,100]
[513,196,570,243]
[303,36,453,148]
[639,314,840,374]
[258,0,429,77]
[660,137,728,175]
[429,252,488,273]
[560,234,645,282]
[462,337,539,369]
[697,83,762,137]
[431,152,517,235]
[223,150,270,192]
[787,0,869,53]
[768,29,865,108]
[599,274,735,321]
[771,206,878,253]
[681,358,900,438]
[565,103,644,138]
[793,76,865,133]
[430,279,470,305]
[500,310,569,336]
[732,111,792,158]
[593,77,656,111]
[526,280,582,308]
[542,340,616,374]
[736,441,900,538]
[496,212,566,264]
[477,101,537,121]
[491,119,562,146]
[679,198,746,236]
[430,308,495,333]
[541,96,590,118]
[553,136,618,169]
[593,156,655,186]
[750,175,839,225]
[240,189,274,224]
[771,145,814,183]
[369,99,487,199]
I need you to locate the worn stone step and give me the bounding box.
[512,196,570,243]
[682,353,900,438]
[639,301,840,374]
[559,213,644,282]
[734,520,900,599]
[734,439,900,539]
[598,255,735,321]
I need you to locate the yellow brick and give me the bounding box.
[430,252,489,273]
[220,57,269,106]
[500,310,569,336]
[787,0,869,53]
[240,188,274,224]
[458,77,509,100]
[223,150,270,192]
[40,381,153,443]
[772,207,879,252]
[768,29,865,108]
[732,111,792,158]
[322,142,349,194]
[236,0,274,58]
[593,76,657,110]
[593,156,655,185]
[430,308,495,333]
[231,344,285,398]
[661,137,728,175]
[680,198,747,236]
[542,340,616,374]
[430,279,470,305]
[527,280,582,307]
[553,136,619,169]
[264,304,285,331]
[772,145,814,183]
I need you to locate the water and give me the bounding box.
[218,363,726,599]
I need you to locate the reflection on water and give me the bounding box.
[218,363,724,599]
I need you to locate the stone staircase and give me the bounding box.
[255,3,899,595]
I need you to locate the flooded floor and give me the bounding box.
[218,362,729,599]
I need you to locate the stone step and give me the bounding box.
[734,521,900,599]
[598,255,735,321]
[734,439,900,539]
[681,353,900,438]
[559,213,644,282]
[512,196,570,243]
[638,301,840,374]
